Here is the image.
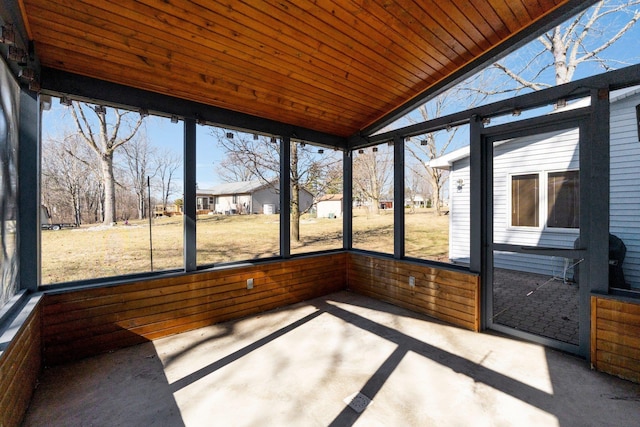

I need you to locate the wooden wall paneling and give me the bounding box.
[591,296,640,383]
[0,297,42,427]
[42,253,346,365]
[347,253,480,331]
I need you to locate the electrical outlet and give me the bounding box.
[409,276,415,288]
[247,278,254,289]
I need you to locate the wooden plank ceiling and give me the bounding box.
[21,0,573,137]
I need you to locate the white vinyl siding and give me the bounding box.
[444,89,640,288]
[610,92,640,288]
[448,157,470,265]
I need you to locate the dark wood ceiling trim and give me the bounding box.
[356,0,599,139]
[40,67,348,149]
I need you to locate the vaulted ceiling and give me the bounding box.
[19,0,586,137]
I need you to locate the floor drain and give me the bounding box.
[343,392,373,413]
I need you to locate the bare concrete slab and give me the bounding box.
[23,291,640,426]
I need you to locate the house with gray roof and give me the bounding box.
[196,179,313,215]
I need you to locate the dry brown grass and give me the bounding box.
[41,208,449,284]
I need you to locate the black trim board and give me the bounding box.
[39,67,347,150]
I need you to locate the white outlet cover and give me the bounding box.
[247,278,254,289]
[409,276,415,286]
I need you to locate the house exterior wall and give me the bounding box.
[252,186,280,214]
[446,91,640,289]
[449,128,581,278]
[317,200,342,218]
[298,189,313,213]
[214,194,252,214]
[610,93,640,288]
[448,157,471,265]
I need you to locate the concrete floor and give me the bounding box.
[23,291,640,427]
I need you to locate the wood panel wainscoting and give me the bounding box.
[42,253,347,365]
[347,253,481,332]
[591,295,640,383]
[0,295,43,427]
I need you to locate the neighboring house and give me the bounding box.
[197,179,313,215]
[405,195,427,208]
[431,88,640,289]
[154,203,182,216]
[316,194,343,218]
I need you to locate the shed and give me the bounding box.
[316,194,343,218]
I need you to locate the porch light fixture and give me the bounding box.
[556,98,567,108]
[1,24,15,45]
[60,96,72,106]
[318,149,324,154]
[512,109,521,117]
[253,134,259,140]
[270,137,277,143]
[7,46,27,64]
[18,67,35,82]
[226,132,234,139]
[372,147,378,152]
[420,139,428,146]
[481,117,491,126]
[94,105,106,114]
[300,142,305,147]
[139,108,149,118]
[170,115,179,123]
[358,149,364,154]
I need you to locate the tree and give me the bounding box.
[68,102,144,225]
[492,0,640,91]
[153,149,182,212]
[217,152,257,182]
[215,129,340,241]
[404,94,462,216]
[352,145,393,216]
[120,134,153,220]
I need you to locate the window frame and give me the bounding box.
[509,172,541,229]
[507,169,580,232]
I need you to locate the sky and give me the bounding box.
[42,1,640,200]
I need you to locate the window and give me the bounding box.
[510,171,579,229]
[352,143,394,253]
[41,99,185,284]
[0,61,19,306]
[196,126,280,266]
[636,104,640,141]
[290,141,343,255]
[511,174,539,227]
[548,171,579,229]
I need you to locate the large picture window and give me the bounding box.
[511,174,539,227]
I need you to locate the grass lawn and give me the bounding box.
[41,208,449,285]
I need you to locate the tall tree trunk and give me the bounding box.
[291,142,300,242]
[292,181,300,242]
[101,155,116,225]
